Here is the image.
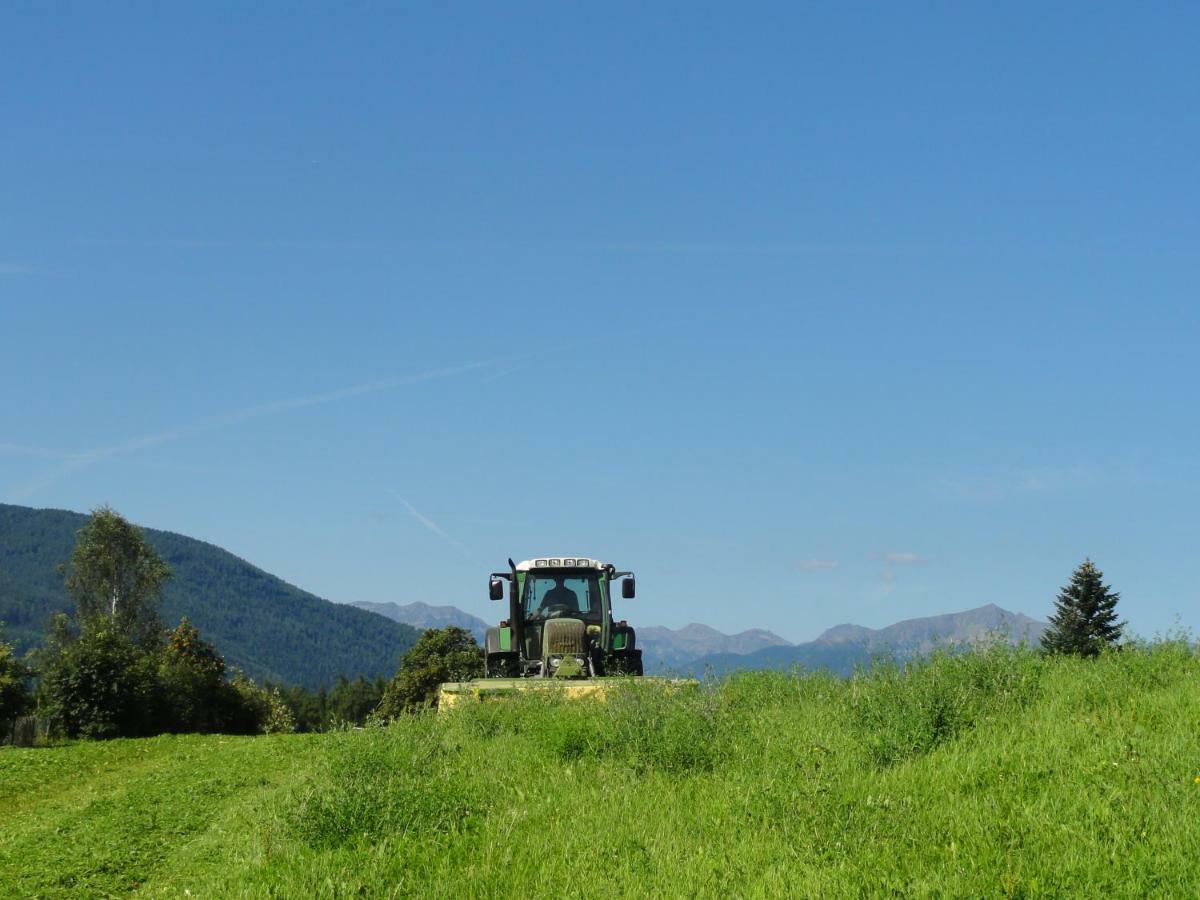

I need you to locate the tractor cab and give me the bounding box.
[484,556,643,678]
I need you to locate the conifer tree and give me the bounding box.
[1042,559,1125,657]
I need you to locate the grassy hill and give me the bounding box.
[0,503,418,688]
[2,641,1197,896]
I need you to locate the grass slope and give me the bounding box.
[2,642,1199,897]
[0,503,418,687]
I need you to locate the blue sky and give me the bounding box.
[2,3,1197,641]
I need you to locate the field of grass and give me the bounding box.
[3,641,1199,897]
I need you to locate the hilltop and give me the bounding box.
[0,503,418,688]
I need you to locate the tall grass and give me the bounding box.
[3,640,1198,897]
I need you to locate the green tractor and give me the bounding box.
[439,556,644,708]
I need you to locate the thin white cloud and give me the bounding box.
[0,442,83,461]
[882,551,926,565]
[482,366,523,383]
[797,559,839,571]
[389,490,471,557]
[5,360,500,501]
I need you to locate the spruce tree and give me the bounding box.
[1042,559,1125,657]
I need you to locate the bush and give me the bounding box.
[230,673,296,734]
[376,627,482,717]
[159,618,232,732]
[0,624,34,723]
[42,623,163,739]
[39,614,290,738]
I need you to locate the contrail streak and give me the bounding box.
[0,442,84,461]
[389,490,472,557]
[5,360,499,501]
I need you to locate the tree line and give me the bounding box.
[0,505,481,741]
[1,504,1129,742]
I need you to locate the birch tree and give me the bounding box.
[62,505,171,647]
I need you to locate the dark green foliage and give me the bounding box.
[228,674,296,734]
[0,503,419,687]
[41,622,163,739]
[1043,558,1125,657]
[327,675,386,726]
[62,506,171,648]
[0,623,33,721]
[376,626,482,716]
[159,618,243,733]
[271,676,386,731]
[272,682,329,732]
[39,610,285,738]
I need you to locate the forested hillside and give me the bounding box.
[0,504,417,687]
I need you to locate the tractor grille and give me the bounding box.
[542,618,587,655]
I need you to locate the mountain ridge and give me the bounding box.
[349,600,490,643]
[689,603,1048,677]
[816,603,1046,649]
[638,622,792,672]
[0,503,419,688]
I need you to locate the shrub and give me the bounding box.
[159,618,231,732]
[41,623,163,739]
[376,627,482,717]
[0,624,34,723]
[229,673,296,734]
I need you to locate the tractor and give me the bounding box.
[438,556,644,708]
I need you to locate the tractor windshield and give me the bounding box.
[522,570,604,622]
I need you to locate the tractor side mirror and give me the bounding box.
[489,578,504,601]
[622,576,635,599]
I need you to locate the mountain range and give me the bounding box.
[639,623,792,672]
[348,597,1048,676]
[686,603,1048,677]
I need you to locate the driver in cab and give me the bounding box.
[538,576,580,616]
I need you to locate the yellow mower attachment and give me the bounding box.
[437,676,695,711]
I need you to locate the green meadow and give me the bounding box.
[3,642,1198,898]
